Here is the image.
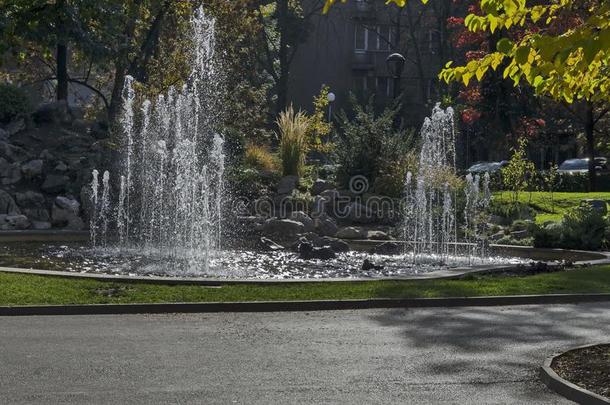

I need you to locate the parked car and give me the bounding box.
[466,161,508,174]
[557,158,608,175]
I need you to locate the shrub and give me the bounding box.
[501,137,536,201]
[243,144,277,172]
[334,95,415,190]
[533,204,607,250]
[533,222,563,248]
[561,204,606,250]
[373,151,418,198]
[0,83,31,123]
[276,105,310,177]
[488,200,536,225]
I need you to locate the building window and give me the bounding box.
[355,25,368,50]
[376,25,392,51]
[376,77,392,97]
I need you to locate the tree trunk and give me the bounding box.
[56,42,68,101]
[276,0,289,115]
[56,0,68,100]
[585,101,596,192]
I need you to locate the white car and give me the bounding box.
[557,158,607,175]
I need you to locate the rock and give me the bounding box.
[367,230,390,240]
[319,189,340,201]
[1,162,21,185]
[311,179,334,195]
[298,242,336,260]
[510,230,529,240]
[581,199,608,215]
[372,242,402,255]
[33,101,70,124]
[31,221,52,230]
[262,218,305,238]
[0,157,7,173]
[257,237,284,251]
[21,159,44,178]
[42,174,69,193]
[0,141,29,162]
[15,190,45,207]
[490,231,505,241]
[346,201,375,224]
[22,208,50,222]
[289,211,314,232]
[311,195,328,217]
[0,190,20,215]
[336,226,366,240]
[276,175,299,195]
[319,236,350,252]
[52,196,84,230]
[314,213,338,237]
[4,118,25,136]
[71,118,89,133]
[489,215,506,225]
[39,149,54,160]
[0,214,30,230]
[54,161,69,172]
[0,128,8,141]
[362,259,384,271]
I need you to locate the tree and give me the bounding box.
[324,0,610,190]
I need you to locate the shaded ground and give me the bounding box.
[2,303,610,404]
[552,344,610,398]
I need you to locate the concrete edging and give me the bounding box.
[2,293,610,316]
[540,343,610,405]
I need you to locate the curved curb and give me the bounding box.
[540,343,610,404]
[2,293,610,316]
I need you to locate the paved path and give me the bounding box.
[2,303,610,404]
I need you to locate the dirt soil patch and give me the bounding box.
[551,344,610,399]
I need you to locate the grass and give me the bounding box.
[493,191,610,223]
[2,265,610,306]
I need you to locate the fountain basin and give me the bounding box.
[1,233,607,284]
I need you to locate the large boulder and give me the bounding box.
[346,202,375,224]
[42,174,70,193]
[336,226,366,240]
[367,230,391,240]
[0,190,20,215]
[311,179,334,195]
[15,190,45,207]
[15,191,49,221]
[319,236,350,252]
[21,159,44,178]
[257,237,284,251]
[1,162,22,185]
[51,196,84,230]
[33,101,70,124]
[276,175,299,195]
[0,214,30,230]
[298,241,336,260]
[314,213,338,237]
[372,242,402,255]
[262,218,305,238]
[290,211,314,232]
[0,141,30,162]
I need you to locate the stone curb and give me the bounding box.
[540,343,610,405]
[2,293,610,316]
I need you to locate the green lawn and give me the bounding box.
[493,191,610,223]
[2,265,610,306]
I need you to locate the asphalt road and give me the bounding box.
[2,303,610,404]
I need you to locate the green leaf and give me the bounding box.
[497,38,513,54]
[515,46,530,65]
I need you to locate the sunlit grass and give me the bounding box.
[2,265,610,306]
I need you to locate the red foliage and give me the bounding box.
[516,117,546,138]
[461,108,482,125]
[458,86,483,104]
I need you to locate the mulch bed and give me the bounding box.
[551,344,610,399]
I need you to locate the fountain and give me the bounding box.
[0,10,530,281]
[401,104,491,265]
[88,7,225,272]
